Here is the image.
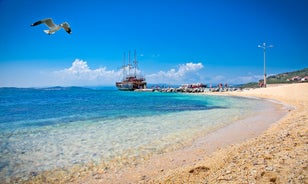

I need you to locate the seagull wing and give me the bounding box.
[31,20,44,26]
[31,18,56,29]
[60,22,72,34]
[42,18,57,29]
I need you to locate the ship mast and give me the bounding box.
[128,50,131,76]
[133,49,138,77]
[120,50,138,79]
[122,52,126,80]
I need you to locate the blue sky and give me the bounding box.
[0,0,307,87]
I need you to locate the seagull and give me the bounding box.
[31,18,72,35]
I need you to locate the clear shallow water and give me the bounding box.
[0,87,280,181]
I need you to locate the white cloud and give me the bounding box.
[54,60,205,86]
[209,73,263,85]
[0,58,267,88]
[53,59,261,86]
[51,58,211,86]
[211,75,226,82]
[234,75,263,84]
[54,59,122,86]
[146,62,204,84]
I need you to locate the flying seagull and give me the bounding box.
[31,18,72,35]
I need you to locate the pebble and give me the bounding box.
[265,166,274,171]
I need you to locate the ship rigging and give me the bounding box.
[115,50,147,91]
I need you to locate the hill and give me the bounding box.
[241,68,308,88]
[267,68,308,84]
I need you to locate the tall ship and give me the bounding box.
[116,50,147,91]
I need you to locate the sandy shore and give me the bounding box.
[147,83,308,184]
[27,83,307,184]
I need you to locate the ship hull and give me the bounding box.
[116,79,147,91]
[115,82,135,91]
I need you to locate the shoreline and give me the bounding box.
[66,84,307,184]
[149,83,308,183]
[23,83,307,183]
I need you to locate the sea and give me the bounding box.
[0,87,285,182]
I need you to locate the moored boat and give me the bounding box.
[116,50,147,91]
[116,76,147,91]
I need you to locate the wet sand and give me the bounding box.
[26,83,307,183]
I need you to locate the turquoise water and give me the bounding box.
[0,87,280,181]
